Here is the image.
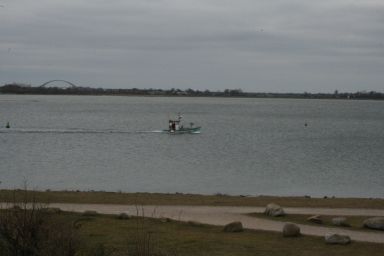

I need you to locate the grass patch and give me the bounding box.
[1,189,384,209]
[64,211,384,256]
[247,213,384,233]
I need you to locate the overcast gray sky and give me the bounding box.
[1,0,383,92]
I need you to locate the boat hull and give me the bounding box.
[164,127,201,134]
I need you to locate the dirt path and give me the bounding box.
[48,203,384,243]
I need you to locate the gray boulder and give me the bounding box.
[325,233,351,245]
[223,221,244,232]
[264,203,285,217]
[363,217,384,231]
[307,215,323,224]
[117,212,130,220]
[282,223,301,237]
[332,217,350,227]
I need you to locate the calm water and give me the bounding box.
[0,95,383,198]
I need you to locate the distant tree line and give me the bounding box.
[1,83,383,99]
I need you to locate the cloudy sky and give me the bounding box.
[0,0,383,92]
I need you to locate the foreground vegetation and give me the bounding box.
[1,190,384,256]
[2,208,384,256]
[1,190,384,209]
[77,213,384,256]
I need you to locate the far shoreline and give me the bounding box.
[1,83,383,100]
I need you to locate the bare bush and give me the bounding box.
[127,206,177,256]
[0,189,80,256]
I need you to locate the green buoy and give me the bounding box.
[5,122,10,128]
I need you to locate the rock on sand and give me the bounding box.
[325,233,351,245]
[331,217,350,227]
[264,203,285,217]
[363,217,384,231]
[307,215,323,224]
[282,223,300,237]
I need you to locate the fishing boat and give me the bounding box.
[165,114,201,134]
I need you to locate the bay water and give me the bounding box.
[1,95,383,198]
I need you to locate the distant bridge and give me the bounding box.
[39,80,79,88]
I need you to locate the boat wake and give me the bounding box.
[137,130,165,133]
[0,128,167,134]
